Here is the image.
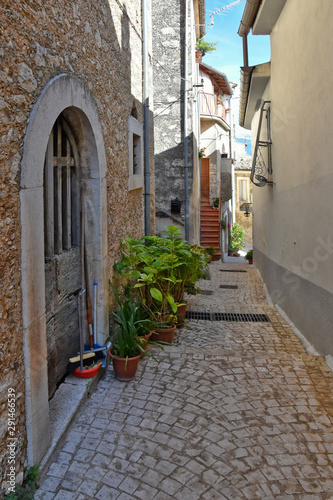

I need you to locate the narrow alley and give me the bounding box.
[35,262,333,499]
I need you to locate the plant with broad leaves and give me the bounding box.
[113,226,209,325]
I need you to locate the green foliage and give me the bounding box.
[109,282,152,358]
[213,197,219,208]
[229,222,244,252]
[195,37,218,55]
[113,226,209,325]
[26,465,40,486]
[205,247,216,256]
[5,465,40,500]
[245,249,253,260]
[198,147,206,159]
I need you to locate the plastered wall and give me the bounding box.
[252,0,333,356]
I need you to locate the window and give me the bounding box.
[237,177,249,203]
[128,116,143,190]
[44,116,80,256]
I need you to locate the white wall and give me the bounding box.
[252,0,333,356]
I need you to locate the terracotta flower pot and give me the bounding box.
[177,302,188,319]
[138,332,152,357]
[108,349,141,381]
[150,325,176,343]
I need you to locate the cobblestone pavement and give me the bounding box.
[35,262,333,499]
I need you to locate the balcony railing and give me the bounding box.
[199,92,227,121]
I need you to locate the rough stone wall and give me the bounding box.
[151,0,195,237]
[0,0,154,494]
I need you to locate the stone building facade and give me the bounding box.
[0,0,154,494]
[152,0,205,243]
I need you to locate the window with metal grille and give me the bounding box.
[44,116,80,256]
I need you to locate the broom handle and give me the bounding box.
[78,289,86,371]
[93,282,98,345]
[81,189,94,348]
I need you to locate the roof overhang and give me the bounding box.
[239,62,270,129]
[200,114,231,131]
[252,0,287,35]
[238,0,262,37]
[238,0,287,37]
[199,62,233,95]
[195,0,206,38]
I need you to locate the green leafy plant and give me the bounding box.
[113,227,209,326]
[109,282,166,367]
[195,37,218,55]
[198,147,206,159]
[245,249,253,261]
[213,197,219,208]
[5,465,40,500]
[205,246,216,256]
[229,222,244,252]
[220,220,227,230]
[110,281,154,359]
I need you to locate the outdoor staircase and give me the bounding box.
[200,198,221,261]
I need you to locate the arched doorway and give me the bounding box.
[20,75,108,465]
[44,115,82,398]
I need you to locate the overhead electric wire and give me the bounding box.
[154,88,193,118]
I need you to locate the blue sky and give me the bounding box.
[201,0,271,138]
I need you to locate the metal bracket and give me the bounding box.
[251,99,272,187]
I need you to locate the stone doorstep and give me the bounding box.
[39,366,106,476]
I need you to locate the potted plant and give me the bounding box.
[113,227,209,337]
[198,147,206,159]
[213,197,219,208]
[245,249,253,264]
[195,37,218,57]
[228,245,237,257]
[113,234,180,343]
[204,246,216,262]
[220,220,227,231]
[109,282,156,381]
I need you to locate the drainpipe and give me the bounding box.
[184,0,190,242]
[231,161,235,225]
[228,129,232,159]
[242,35,249,67]
[237,0,261,66]
[143,0,150,235]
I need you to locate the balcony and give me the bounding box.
[199,92,227,121]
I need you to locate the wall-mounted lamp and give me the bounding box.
[240,202,252,217]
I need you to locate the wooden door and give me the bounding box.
[201,158,210,199]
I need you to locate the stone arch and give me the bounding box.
[20,74,108,465]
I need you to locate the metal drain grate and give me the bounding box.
[186,311,270,322]
[220,269,247,273]
[186,311,212,320]
[200,290,214,295]
[219,285,238,289]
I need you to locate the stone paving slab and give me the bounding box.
[35,262,333,499]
